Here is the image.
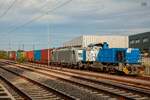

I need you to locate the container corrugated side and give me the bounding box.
[17,51,21,60]
[9,51,16,60]
[41,49,52,64]
[34,50,41,62]
[26,51,34,61]
[17,51,25,60]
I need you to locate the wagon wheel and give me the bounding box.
[78,61,83,69]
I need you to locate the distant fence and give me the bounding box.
[142,57,150,75]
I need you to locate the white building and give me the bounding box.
[63,35,128,48]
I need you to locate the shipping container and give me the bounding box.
[41,49,52,64]
[51,48,83,65]
[34,50,41,62]
[17,51,25,59]
[17,51,26,62]
[8,51,16,60]
[26,51,34,62]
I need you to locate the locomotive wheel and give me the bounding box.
[103,67,107,72]
[116,71,125,75]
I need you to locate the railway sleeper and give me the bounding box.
[1,61,150,100]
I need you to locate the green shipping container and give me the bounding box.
[17,51,26,62]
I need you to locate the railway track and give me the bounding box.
[0,82,16,100]
[3,59,150,82]
[0,64,77,100]
[13,61,150,88]
[0,61,119,100]
[20,61,150,82]
[0,77,26,100]
[129,75,150,81]
[26,62,150,87]
[1,60,150,100]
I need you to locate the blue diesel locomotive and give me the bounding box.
[82,42,144,75]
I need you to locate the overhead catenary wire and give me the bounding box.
[0,0,72,50]
[0,0,60,36]
[3,0,73,35]
[0,0,18,18]
[27,0,60,14]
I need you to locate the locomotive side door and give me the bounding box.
[116,50,126,63]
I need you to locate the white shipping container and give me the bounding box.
[63,35,128,48]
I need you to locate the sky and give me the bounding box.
[0,0,150,51]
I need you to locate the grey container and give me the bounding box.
[51,48,83,65]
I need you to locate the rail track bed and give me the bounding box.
[15,61,150,88]
[4,59,150,82]
[0,60,150,100]
[0,61,119,100]
[27,62,150,86]
[130,75,150,81]
[0,81,16,100]
[0,64,78,100]
[0,78,26,100]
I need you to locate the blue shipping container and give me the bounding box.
[34,50,41,61]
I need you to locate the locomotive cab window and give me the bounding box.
[78,53,83,58]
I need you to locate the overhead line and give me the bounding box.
[5,0,59,30]
[0,0,18,18]
[0,0,60,39]
[27,0,59,13]
[5,0,72,34]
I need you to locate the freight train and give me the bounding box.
[7,42,144,75]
